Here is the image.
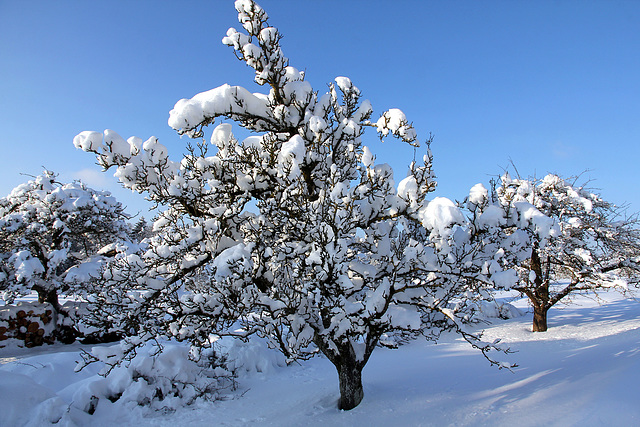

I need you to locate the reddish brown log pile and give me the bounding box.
[0,303,57,347]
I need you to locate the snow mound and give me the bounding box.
[474,299,524,320]
[73,343,234,414]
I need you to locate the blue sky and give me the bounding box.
[1,1,639,217]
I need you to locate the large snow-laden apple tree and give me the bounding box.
[0,170,130,339]
[74,0,514,410]
[481,172,640,332]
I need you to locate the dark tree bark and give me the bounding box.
[37,288,60,311]
[35,286,77,343]
[529,246,551,332]
[515,246,554,332]
[314,335,368,410]
[336,354,364,410]
[532,304,549,332]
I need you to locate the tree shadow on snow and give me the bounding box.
[354,299,640,426]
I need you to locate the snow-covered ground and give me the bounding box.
[2,290,639,426]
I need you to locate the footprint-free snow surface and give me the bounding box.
[2,291,639,426]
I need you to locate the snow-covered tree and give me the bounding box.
[485,172,640,332]
[130,216,153,242]
[0,171,130,336]
[74,0,514,409]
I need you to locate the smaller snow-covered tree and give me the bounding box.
[130,216,153,242]
[485,172,640,332]
[0,171,129,336]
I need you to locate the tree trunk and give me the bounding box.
[314,333,371,411]
[532,305,549,332]
[37,288,60,310]
[529,245,550,332]
[337,356,364,410]
[35,287,76,343]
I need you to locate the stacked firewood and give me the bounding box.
[0,303,56,347]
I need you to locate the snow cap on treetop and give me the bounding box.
[468,183,488,208]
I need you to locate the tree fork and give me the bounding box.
[530,246,550,332]
[314,336,366,410]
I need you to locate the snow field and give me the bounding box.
[1,290,638,426]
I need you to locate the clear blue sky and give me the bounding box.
[1,1,639,218]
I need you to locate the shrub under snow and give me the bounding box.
[75,342,235,415]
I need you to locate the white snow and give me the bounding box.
[418,197,465,236]
[277,135,306,179]
[397,175,418,201]
[361,146,374,168]
[375,108,417,143]
[2,289,639,426]
[478,204,506,228]
[212,243,252,280]
[514,201,559,241]
[72,131,103,152]
[168,84,270,134]
[467,182,488,207]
